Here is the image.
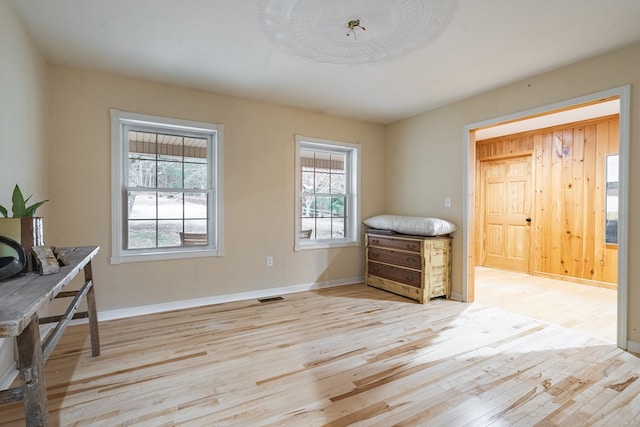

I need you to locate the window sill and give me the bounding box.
[111,248,223,264]
[295,240,359,252]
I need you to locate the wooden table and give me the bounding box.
[0,246,100,426]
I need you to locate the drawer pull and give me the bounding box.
[406,275,414,281]
[406,243,417,250]
[372,239,380,244]
[406,257,416,263]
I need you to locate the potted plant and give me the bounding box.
[0,185,48,270]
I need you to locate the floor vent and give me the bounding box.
[258,296,284,303]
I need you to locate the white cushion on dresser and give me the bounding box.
[363,215,457,237]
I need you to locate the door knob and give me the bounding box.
[525,218,532,223]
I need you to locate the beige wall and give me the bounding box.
[386,41,640,342]
[0,0,48,382]
[46,65,386,311]
[0,1,47,209]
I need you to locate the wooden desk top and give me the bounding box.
[0,246,99,337]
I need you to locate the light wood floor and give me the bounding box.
[2,284,639,426]
[475,267,618,343]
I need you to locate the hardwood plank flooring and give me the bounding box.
[475,266,617,342]
[1,284,637,426]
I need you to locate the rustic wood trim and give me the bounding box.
[475,149,534,161]
[533,271,617,290]
[466,131,477,303]
[475,108,619,138]
[476,116,618,284]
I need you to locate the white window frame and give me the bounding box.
[110,109,224,264]
[295,134,361,251]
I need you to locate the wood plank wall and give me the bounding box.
[476,115,619,286]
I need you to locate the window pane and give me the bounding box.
[128,191,157,220]
[128,159,156,187]
[331,153,346,171]
[331,172,345,194]
[186,137,208,164]
[129,152,156,161]
[188,155,207,164]
[314,172,330,193]
[181,221,208,246]
[128,130,157,154]
[184,162,207,189]
[158,220,182,247]
[185,193,208,219]
[315,196,332,217]
[331,197,345,217]
[315,218,333,239]
[332,218,345,238]
[157,159,183,189]
[606,154,619,244]
[300,149,314,166]
[302,218,315,238]
[300,196,314,218]
[127,220,157,249]
[301,171,315,194]
[158,192,184,219]
[157,133,183,160]
[185,220,207,234]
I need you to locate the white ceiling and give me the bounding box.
[9,0,640,125]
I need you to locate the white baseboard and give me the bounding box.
[626,340,640,354]
[449,292,463,302]
[0,325,56,390]
[99,277,363,322]
[0,358,17,390]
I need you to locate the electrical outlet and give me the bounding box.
[444,197,452,208]
[266,256,273,267]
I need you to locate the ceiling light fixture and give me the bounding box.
[346,19,366,40]
[257,0,458,66]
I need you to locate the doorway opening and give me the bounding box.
[463,86,630,350]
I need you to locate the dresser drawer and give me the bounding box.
[367,235,421,253]
[367,262,421,287]
[367,247,422,269]
[365,232,452,303]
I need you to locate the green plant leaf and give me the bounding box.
[11,185,27,217]
[6,184,48,218]
[0,205,7,218]
[23,201,48,217]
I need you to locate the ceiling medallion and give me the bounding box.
[257,0,458,66]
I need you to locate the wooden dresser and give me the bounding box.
[365,233,452,303]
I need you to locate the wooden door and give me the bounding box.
[481,156,532,273]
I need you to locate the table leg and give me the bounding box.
[84,261,100,357]
[16,314,49,426]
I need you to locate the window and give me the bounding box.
[110,110,223,263]
[295,135,360,251]
[606,154,619,245]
